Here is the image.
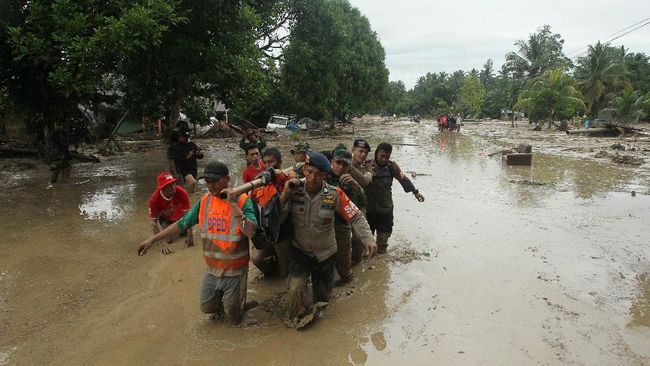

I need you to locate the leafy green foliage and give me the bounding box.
[505,25,572,79]
[280,0,389,121]
[459,74,485,117]
[514,69,585,122]
[574,42,629,118]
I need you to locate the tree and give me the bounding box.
[0,0,182,131]
[624,52,650,94]
[607,87,649,123]
[459,74,485,117]
[574,41,629,117]
[514,68,585,125]
[505,25,572,79]
[280,0,389,121]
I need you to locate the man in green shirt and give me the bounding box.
[138,161,258,325]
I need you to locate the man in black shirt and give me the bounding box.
[48,121,72,184]
[167,130,204,194]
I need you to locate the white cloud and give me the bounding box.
[349,0,650,88]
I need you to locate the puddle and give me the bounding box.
[78,184,136,221]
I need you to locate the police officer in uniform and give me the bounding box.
[280,152,377,325]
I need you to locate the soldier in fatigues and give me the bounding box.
[349,138,373,264]
[366,142,425,253]
[325,148,366,284]
[280,152,377,326]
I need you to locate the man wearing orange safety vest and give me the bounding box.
[137,161,258,325]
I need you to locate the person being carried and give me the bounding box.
[167,130,204,194]
[249,148,292,278]
[365,142,425,254]
[325,148,366,285]
[148,172,193,254]
[138,161,258,325]
[279,152,377,327]
[242,143,265,183]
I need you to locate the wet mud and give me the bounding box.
[0,118,649,365]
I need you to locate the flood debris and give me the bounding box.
[611,154,645,165]
[509,179,547,186]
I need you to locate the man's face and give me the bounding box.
[375,150,391,166]
[205,176,230,196]
[294,151,307,163]
[303,165,326,193]
[161,183,176,197]
[247,148,260,164]
[179,136,189,143]
[331,160,348,177]
[262,155,280,169]
[352,147,368,164]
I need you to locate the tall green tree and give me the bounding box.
[280,0,389,121]
[574,41,628,117]
[623,52,650,94]
[505,24,572,79]
[459,74,485,117]
[0,0,182,130]
[514,68,585,124]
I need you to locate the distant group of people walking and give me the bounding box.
[137,127,425,327]
[437,113,462,132]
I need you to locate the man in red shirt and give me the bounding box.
[148,172,193,254]
[242,143,265,183]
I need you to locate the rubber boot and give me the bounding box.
[376,232,391,254]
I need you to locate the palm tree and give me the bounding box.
[505,25,572,79]
[515,68,586,127]
[574,42,628,118]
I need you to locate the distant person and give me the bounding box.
[167,130,204,194]
[138,161,258,325]
[47,121,72,184]
[239,129,266,152]
[242,143,265,183]
[148,172,192,254]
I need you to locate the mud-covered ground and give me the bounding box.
[0,117,649,365]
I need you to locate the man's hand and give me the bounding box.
[160,242,174,255]
[284,178,301,193]
[185,235,194,248]
[365,240,378,259]
[186,150,194,158]
[138,238,155,256]
[415,192,425,202]
[340,174,360,192]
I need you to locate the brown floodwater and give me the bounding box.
[0,119,648,365]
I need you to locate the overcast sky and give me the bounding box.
[348,0,650,89]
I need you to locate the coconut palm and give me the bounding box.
[514,68,586,126]
[505,25,572,79]
[574,42,628,117]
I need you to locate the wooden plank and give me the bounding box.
[506,153,532,166]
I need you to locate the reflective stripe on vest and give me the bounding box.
[198,193,249,270]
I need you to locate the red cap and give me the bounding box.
[157,172,179,190]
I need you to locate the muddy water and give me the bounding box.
[1,120,649,365]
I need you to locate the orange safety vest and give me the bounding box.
[198,193,250,272]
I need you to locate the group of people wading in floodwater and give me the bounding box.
[437,113,462,132]
[137,127,425,328]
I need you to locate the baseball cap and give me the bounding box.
[290,141,310,154]
[332,148,352,165]
[198,161,229,180]
[353,138,371,152]
[305,151,332,174]
[157,172,179,190]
